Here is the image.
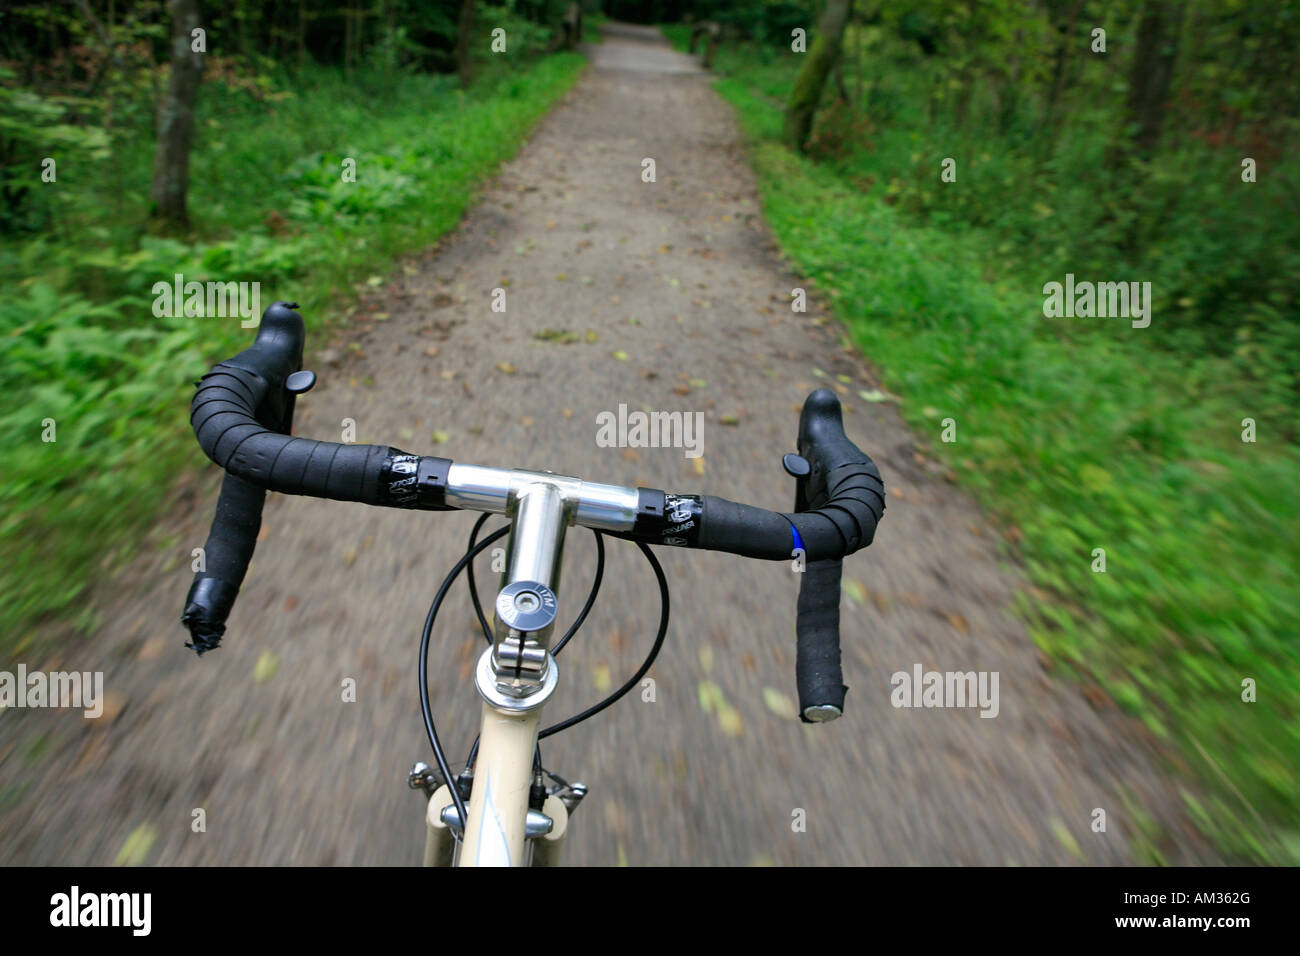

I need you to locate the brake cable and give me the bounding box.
[420,519,670,838]
[418,525,508,833]
[540,542,668,739]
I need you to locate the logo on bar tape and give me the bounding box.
[379,454,420,505]
[661,494,701,546]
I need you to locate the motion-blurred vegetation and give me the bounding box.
[0,1,590,653]
[666,0,1299,861]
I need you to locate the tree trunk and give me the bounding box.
[561,1,582,50]
[690,21,710,55]
[703,23,721,69]
[1043,0,1086,134]
[782,0,855,152]
[297,0,306,73]
[1125,0,1185,158]
[456,0,475,88]
[150,0,203,230]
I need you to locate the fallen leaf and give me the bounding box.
[1082,683,1112,707]
[611,350,629,361]
[842,579,866,606]
[424,346,440,357]
[592,664,612,693]
[762,687,797,720]
[1050,818,1086,862]
[717,704,744,737]
[115,823,158,866]
[254,650,280,683]
[136,637,167,662]
[432,429,450,444]
[93,692,128,724]
[698,644,715,673]
[496,362,517,375]
[697,680,724,714]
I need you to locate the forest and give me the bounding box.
[0,1,1296,865]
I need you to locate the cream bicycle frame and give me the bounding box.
[422,467,638,867]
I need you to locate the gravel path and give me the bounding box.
[0,23,1214,866]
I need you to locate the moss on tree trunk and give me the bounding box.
[149,0,203,231]
[783,0,854,153]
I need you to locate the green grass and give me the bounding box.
[0,53,587,657]
[699,38,1299,863]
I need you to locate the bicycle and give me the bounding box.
[181,302,886,866]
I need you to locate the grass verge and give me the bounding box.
[697,36,1299,863]
[0,53,587,657]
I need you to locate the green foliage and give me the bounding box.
[0,53,587,655]
[0,69,111,233]
[480,2,559,61]
[710,30,1300,862]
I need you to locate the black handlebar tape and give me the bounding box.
[794,388,885,547]
[689,390,884,719]
[193,359,408,502]
[180,300,305,656]
[190,302,416,504]
[796,558,845,721]
[183,302,438,655]
[182,473,266,655]
[694,468,885,561]
[790,388,881,721]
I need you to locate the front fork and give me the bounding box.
[415,703,589,867]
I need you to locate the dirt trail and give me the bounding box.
[0,24,1213,865]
